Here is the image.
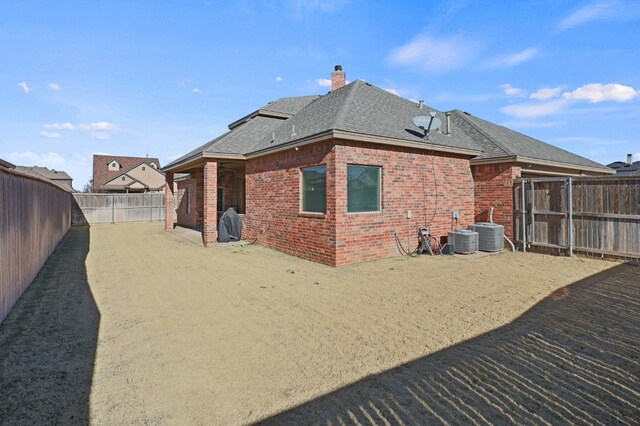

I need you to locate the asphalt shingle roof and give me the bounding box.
[165,79,611,173]
[450,110,609,170]
[250,80,480,154]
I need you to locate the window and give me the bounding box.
[301,165,326,213]
[121,176,126,181]
[347,165,381,213]
[142,166,146,171]
[112,162,117,167]
[217,188,224,212]
[109,161,120,171]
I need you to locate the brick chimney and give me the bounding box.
[331,65,346,91]
[627,153,633,164]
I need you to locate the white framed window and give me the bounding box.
[109,161,120,171]
[347,165,381,213]
[301,165,326,213]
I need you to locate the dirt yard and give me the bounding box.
[1,223,638,425]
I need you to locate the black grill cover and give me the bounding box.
[217,208,242,242]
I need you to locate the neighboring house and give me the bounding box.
[607,154,640,176]
[162,66,613,266]
[0,158,15,169]
[92,155,163,193]
[13,166,76,192]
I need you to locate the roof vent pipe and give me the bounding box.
[627,153,633,165]
[418,100,424,109]
[445,112,451,135]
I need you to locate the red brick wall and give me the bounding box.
[333,142,475,265]
[165,172,174,230]
[472,163,521,238]
[203,161,218,246]
[244,142,337,265]
[244,140,476,266]
[176,177,198,228]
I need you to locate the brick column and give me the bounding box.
[203,161,218,247]
[165,172,174,230]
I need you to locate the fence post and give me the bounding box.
[529,181,535,247]
[111,194,115,224]
[521,179,526,252]
[568,177,573,257]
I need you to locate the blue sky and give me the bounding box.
[1,0,639,188]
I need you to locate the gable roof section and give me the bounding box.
[93,155,161,189]
[450,110,612,173]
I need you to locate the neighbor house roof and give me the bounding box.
[0,158,15,169]
[607,160,640,176]
[93,155,161,190]
[163,79,612,174]
[13,166,76,192]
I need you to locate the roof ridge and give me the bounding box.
[333,80,362,130]
[453,110,511,156]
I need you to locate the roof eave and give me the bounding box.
[161,152,246,173]
[470,155,615,175]
[246,130,482,159]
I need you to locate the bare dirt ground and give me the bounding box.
[1,223,638,425]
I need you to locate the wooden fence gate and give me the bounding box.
[72,193,167,225]
[514,176,640,259]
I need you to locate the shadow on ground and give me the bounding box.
[259,264,640,425]
[0,227,98,425]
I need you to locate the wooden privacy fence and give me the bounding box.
[513,176,640,259]
[72,193,167,225]
[0,168,72,323]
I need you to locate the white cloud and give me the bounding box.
[81,121,118,131]
[556,0,640,30]
[44,122,74,130]
[316,78,332,87]
[18,81,31,93]
[276,76,283,82]
[501,83,526,97]
[192,88,202,93]
[0,151,66,167]
[387,34,479,73]
[40,131,62,139]
[48,83,60,91]
[499,120,564,129]
[483,48,539,69]
[562,83,638,103]
[530,87,563,100]
[90,132,111,141]
[500,99,568,118]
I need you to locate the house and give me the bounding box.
[92,155,164,193]
[162,66,613,266]
[0,158,15,169]
[607,154,640,176]
[13,166,76,192]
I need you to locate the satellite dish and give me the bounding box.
[412,113,442,140]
